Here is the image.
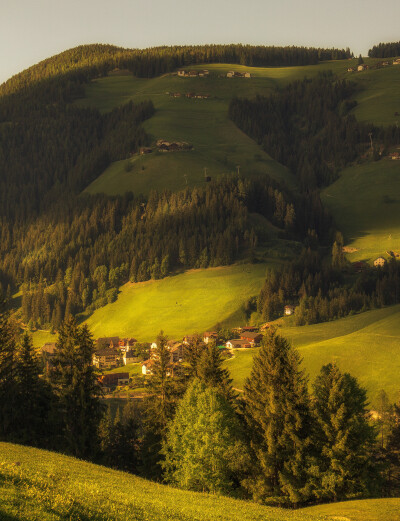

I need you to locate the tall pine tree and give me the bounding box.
[243,331,314,506]
[312,364,377,501]
[51,317,103,459]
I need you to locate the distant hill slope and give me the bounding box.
[1,442,399,521]
[225,305,400,402]
[322,160,400,263]
[84,263,272,341]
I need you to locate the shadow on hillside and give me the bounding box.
[0,509,21,521]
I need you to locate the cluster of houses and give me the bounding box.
[169,92,211,99]
[177,70,209,77]
[348,58,400,73]
[226,71,251,78]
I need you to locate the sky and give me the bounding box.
[1,0,400,84]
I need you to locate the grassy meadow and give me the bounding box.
[85,263,270,342]
[322,159,400,262]
[225,305,400,402]
[1,442,399,521]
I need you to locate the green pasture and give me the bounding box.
[1,443,399,521]
[225,305,400,402]
[322,160,400,262]
[85,264,270,342]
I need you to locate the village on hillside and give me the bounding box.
[39,320,283,393]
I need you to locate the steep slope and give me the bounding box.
[225,305,400,401]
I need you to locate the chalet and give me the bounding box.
[99,373,130,389]
[382,61,390,66]
[41,342,57,355]
[374,257,387,268]
[352,261,368,273]
[198,70,209,77]
[240,332,262,345]
[96,337,120,349]
[284,305,295,316]
[226,339,251,349]
[357,64,367,72]
[178,70,188,76]
[393,58,400,65]
[347,67,355,72]
[93,348,121,369]
[241,326,258,333]
[142,359,155,375]
[227,71,251,78]
[183,335,196,345]
[123,351,137,365]
[260,323,270,331]
[189,71,199,77]
[139,147,152,155]
[203,331,218,344]
[391,152,400,160]
[118,338,137,351]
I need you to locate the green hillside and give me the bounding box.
[85,263,271,341]
[322,160,400,262]
[1,443,399,521]
[225,305,400,401]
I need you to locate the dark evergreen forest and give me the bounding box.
[368,41,400,58]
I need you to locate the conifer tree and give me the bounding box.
[162,378,248,494]
[141,331,185,478]
[0,299,17,439]
[14,332,53,445]
[243,331,314,505]
[312,364,377,501]
[195,341,235,402]
[51,317,103,458]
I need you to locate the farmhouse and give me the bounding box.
[226,339,251,349]
[284,305,295,316]
[92,348,121,369]
[118,338,137,350]
[227,71,251,78]
[240,332,262,345]
[99,373,130,389]
[96,337,119,349]
[374,257,387,268]
[203,331,218,343]
[352,261,368,273]
[123,351,137,365]
[142,359,155,375]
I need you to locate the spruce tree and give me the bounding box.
[51,317,103,458]
[141,331,185,478]
[195,341,235,402]
[243,331,314,505]
[14,332,53,445]
[312,364,377,501]
[0,299,17,440]
[162,378,248,494]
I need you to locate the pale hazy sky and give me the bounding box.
[1,0,399,84]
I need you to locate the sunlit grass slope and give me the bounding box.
[85,264,270,342]
[78,68,293,195]
[225,305,400,401]
[321,160,400,262]
[2,443,399,521]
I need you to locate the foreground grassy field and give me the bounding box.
[225,305,400,402]
[85,264,270,342]
[1,443,399,521]
[322,160,400,263]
